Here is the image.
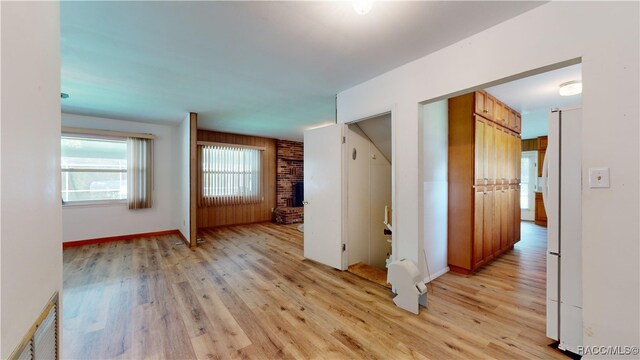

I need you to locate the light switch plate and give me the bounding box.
[589,167,610,188]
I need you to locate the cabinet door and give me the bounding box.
[538,136,548,150]
[475,117,486,185]
[514,185,521,242]
[497,129,507,184]
[508,110,517,132]
[507,185,515,245]
[510,133,520,184]
[515,134,522,184]
[500,187,509,250]
[509,185,520,245]
[535,192,548,226]
[475,91,494,120]
[504,131,512,183]
[538,149,546,177]
[494,102,505,126]
[484,94,495,121]
[483,188,494,262]
[485,122,496,185]
[515,113,522,133]
[475,91,486,116]
[504,107,513,128]
[493,187,502,254]
[474,188,485,267]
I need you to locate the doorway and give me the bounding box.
[345,113,392,288]
[520,151,537,221]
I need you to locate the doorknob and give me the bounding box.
[303,201,309,205]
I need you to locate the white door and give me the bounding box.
[346,125,371,267]
[303,124,345,270]
[520,151,537,221]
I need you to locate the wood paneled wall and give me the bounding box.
[197,130,277,228]
[521,138,538,152]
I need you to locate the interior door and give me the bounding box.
[520,151,537,221]
[303,124,345,270]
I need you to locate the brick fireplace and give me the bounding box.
[274,140,304,224]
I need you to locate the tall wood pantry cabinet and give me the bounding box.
[448,90,522,274]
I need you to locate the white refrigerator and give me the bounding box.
[542,107,582,354]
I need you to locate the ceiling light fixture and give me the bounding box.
[353,1,373,15]
[558,81,582,96]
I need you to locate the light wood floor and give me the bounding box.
[63,221,567,359]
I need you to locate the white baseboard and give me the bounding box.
[423,266,450,284]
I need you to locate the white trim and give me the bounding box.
[62,199,128,208]
[423,266,450,284]
[62,126,155,139]
[61,168,126,173]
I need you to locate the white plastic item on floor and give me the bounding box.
[387,259,428,314]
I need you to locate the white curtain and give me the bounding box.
[127,137,153,209]
[199,145,262,207]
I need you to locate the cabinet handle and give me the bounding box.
[483,110,488,113]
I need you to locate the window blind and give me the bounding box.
[199,145,262,206]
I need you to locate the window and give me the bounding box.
[199,145,262,206]
[61,136,127,203]
[61,130,154,208]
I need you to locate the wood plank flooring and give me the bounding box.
[347,262,390,289]
[63,221,567,359]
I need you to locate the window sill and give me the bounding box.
[62,200,127,208]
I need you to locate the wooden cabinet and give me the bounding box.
[473,186,496,268]
[474,116,486,185]
[494,101,509,127]
[474,91,495,121]
[537,135,548,177]
[512,185,521,242]
[513,133,522,184]
[448,91,522,274]
[535,192,547,227]
[509,111,522,133]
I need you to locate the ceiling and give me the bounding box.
[61,1,545,141]
[485,63,582,139]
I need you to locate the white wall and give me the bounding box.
[62,113,177,242]
[419,100,448,282]
[337,2,639,349]
[0,2,62,357]
[174,114,190,241]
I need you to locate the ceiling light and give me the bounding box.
[558,81,582,96]
[353,1,373,15]
[60,92,69,99]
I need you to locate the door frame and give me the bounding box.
[344,109,396,270]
